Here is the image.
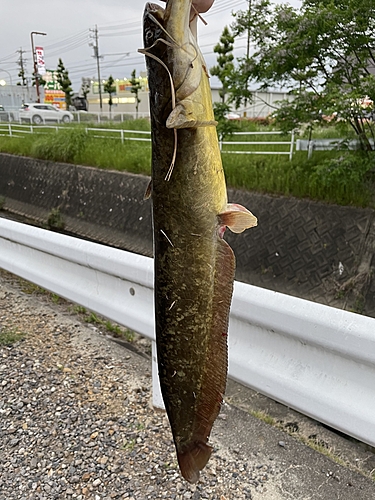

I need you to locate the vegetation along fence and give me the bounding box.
[0,123,297,159]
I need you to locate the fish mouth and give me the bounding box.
[144,2,163,13]
[144,2,165,19]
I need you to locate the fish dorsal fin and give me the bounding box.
[219,203,258,234]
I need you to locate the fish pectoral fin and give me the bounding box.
[177,441,213,484]
[166,102,197,129]
[219,203,258,234]
[166,100,217,129]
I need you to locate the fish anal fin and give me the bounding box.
[219,203,258,234]
[185,239,235,478]
[177,441,213,484]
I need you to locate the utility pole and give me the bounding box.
[89,25,103,112]
[16,48,27,86]
[243,0,252,117]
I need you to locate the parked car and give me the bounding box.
[0,105,14,122]
[71,95,88,111]
[225,112,241,120]
[19,103,74,124]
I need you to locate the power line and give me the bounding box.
[100,21,140,31]
[44,30,89,51]
[47,37,90,58]
[100,30,140,38]
[206,0,246,15]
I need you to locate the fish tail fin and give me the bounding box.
[177,441,213,484]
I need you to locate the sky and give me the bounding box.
[0,0,301,92]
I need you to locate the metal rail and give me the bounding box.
[1,217,374,447]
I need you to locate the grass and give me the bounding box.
[75,306,135,342]
[249,408,375,482]
[223,150,374,207]
[0,120,374,207]
[0,328,25,346]
[121,438,136,451]
[250,409,278,426]
[7,276,136,343]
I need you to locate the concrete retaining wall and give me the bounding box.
[1,153,374,316]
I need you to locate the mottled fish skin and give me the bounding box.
[142,0,257,484]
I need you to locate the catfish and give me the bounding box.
[141,0,257,483]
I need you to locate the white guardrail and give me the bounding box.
[1,217,375,447]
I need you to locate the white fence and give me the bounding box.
[0,122,152,143]
[220,130,295,160]
[0,123,296,158]
[72,111,151,123]
[296,138,375,159]
[1,217,375,447]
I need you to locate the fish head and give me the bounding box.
[143,3,165,50]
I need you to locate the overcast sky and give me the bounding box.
[0,0,301,92]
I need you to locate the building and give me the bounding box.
[85,74,293,119]
[0,83,38,112]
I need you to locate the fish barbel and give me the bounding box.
[141,0,257,483]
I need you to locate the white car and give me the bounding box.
[225,111,241,120]
[19,103,74,124]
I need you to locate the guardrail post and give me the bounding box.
[120,129,124,144]
[152,341,165,409]
[8,123,12,137]
[308,140,314,160]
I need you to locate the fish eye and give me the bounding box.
[145,28,154,41]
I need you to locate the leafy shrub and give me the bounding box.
[310,153,375,205]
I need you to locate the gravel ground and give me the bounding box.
[0,273,281,500]
[1,271,375,500]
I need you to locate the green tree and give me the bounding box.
[231,0,375,150]
[129,69,142,119]
[210,26,235,103]
[56,58,73,109]
[81,77,91,110]
[213,102,239,142]
[17,68,27,86]
[103,75,116,117]
[31,73,46,88]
